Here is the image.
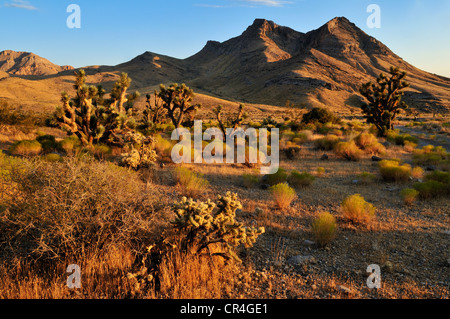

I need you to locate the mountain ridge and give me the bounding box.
[0,17,449,113]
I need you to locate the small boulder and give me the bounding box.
[320,154,329,161]
[372,156,383,162]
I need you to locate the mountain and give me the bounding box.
[0,50,74,76]
[0,17,449,114]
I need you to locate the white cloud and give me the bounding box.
[4,0,37,10]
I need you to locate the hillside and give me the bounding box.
[0,17,449,114]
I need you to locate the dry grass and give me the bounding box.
[270,183,296,210]
[340,194,376,226]
[311,212,337,247]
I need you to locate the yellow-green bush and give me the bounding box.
[270,183,296,209]
[379,160,411,182]
[335,141,363,161]
[8,140,42,156]
[340,194,376,225]
[287,171,315,188]
[400,188,419,205]
[174,167,209,198]
[311,212,337,247]
[314,134,340,151]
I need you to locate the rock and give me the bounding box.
[426,166,437,171]
[337,285,351,294]
[372,155,382,162]
[287,255,316,266]
[159,162,165,168]
[352,179,359,185]
[261,184,270,190]
[320,154,329,161]
[303,240,315,246]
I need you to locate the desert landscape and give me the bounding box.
[0,13,449,301]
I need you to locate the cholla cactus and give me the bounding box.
[172,192,265,262]
[119,131,156,170]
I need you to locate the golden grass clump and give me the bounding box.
[270,183,296,209]
[311,212,337,247]
[379,160,412,182]
[8,139,42,156]
[314,134,340,151]
[335,140,363,161]
[287,171,315,188]
[400,188,419,205]
[173,166,209,198]
[340,194,376,225]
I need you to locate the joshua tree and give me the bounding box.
[359,67,410,137]
[55,70,139,146]
[157,83,201,130]
[213,103,248,141]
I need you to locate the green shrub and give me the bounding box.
[335,141,363,161]
[60,136,81,154]
[270,183,296,209]
[43,153,62,163]
[287,171,315,188]
[340,194,376,225]
[242,173,260,188]
[174,167,209,198]
[314,134,340,151]
[413,180,448,199]
[400,188,419,205]
[36,135,60,154]
[379,160,411,182]
[311,212,337,247]
[302,108,340,125]
[265,168,288,186]
[8,140,42,156]
[358,172,376,184]
[413,145,448,166]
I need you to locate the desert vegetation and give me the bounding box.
[0,65,449,300]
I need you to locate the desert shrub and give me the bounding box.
[314,134,340,151]
[403,140,418,152]
[119,132,156,170]
[43,153,62,163]
[0,157,156,261]
[265,168,288,186]
[154,134,174,162]
[316,167,325,176]
[354,133,378,149]
[287,171,315,188]
[358,172,376,184]
[340,194,376,225]
[242,173,260,188]
[413,180,448,199]
[60,136,81,154]
[36,135,60,154]
[411,166,425,179]
[170,192,265,262]
[311,212,337,247]
[387,131,419,146]
[8,140,42,156]
[413,145,448,166]
[292,131,313,144]
[270,183,296,209]
[425,170,450,184]
[400,188,419,205]
[283,144,302,160]
[335,141,363,161]
[379,160,412,182]
[302,108,340,125]
[173,166,209,198]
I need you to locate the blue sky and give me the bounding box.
[0,0,449,77]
